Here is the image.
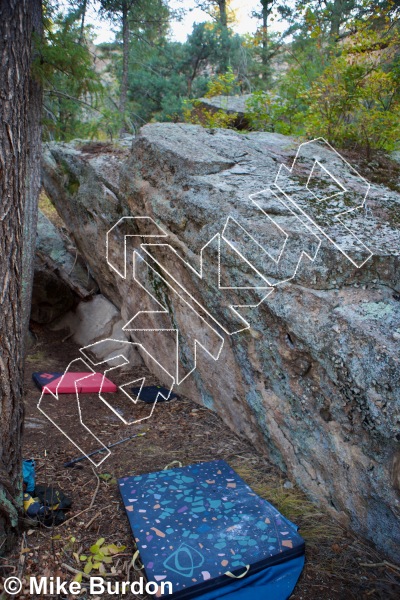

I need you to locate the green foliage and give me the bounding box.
[245,91,284,133]
[245,68,308,134]
[97,0,183,127]
[72,537,126,578]
[39,0,400,157]
[194,1,236,70]
[305,60,400,154]
[98,0,134,22]
[120,20,245,126]
[243,0,285,89]
[125,39,189,124]
[98,472,117,485]
[94,107,129,141]
[205,66,240,97]
[244,2,400,155]
[302,14,400,155]
[183,101,238,129]
[290,0,358,41]
[37,7,103,141]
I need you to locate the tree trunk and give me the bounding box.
[330,0,344,40]
[261,0,270,74]
[79,0,88,42]
[119,0,130,131]
[217,0,227,27]
[217,0,230,72]
[22,0,43,346]
[0,0,42,552]
[258,0,275,83]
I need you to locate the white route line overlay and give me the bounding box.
[79,340,174,424]
[125,250,224,384]
[38,138,375,464]
[106,216,168,279]
[37,359,112,467]
[272,137,373,268]
[140,235,274,336]
[37,343,175,467]
[221,201,322,288]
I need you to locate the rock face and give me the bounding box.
[32,211,98,323]
[42,125,400,561]
[52,294,143,367]
[31,264,75,324]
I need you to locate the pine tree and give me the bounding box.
[0,0,43,552]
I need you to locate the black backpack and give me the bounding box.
[34,485,72,526]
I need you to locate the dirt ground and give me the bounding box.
[1,323,399,599]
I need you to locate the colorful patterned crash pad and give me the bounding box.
[119,460,305,599]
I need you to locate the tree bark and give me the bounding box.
[22,0,43,345]
[0,0,42,552]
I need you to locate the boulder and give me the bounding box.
[52,294,143,367]
[35,210,98,298]
[31,210,98,324]
[42,125,400,561]
[31,261,76,324]
[196,94,252,129]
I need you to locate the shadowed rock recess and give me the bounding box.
[42,124,400,561]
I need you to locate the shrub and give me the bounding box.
[245,69,308,135]
[304,57,400,156]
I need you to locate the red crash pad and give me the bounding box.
[33,372,117,394]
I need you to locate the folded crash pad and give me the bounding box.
[119,460,305,600]
[130,385,178,403]
[32,371,117,394]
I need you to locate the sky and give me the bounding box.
[84,0,269,44]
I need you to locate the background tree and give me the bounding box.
[99,0,136,123]
[98,0,171,132]
[253,0,278,77]
[183,21,243,86]
[38,7,103,141]
[195,0,235,71]
[248,0,285,85]
[195,0,232,27]
[290,0,357,41]
[184,22,220,97]
[0,0,43,551]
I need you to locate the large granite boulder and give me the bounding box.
[42,125,400,560]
